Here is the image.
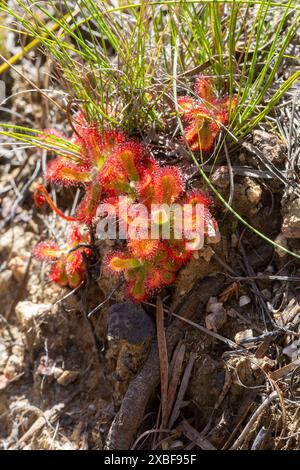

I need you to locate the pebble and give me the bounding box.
[239,295,251,307]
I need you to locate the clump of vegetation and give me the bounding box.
[1,0,300,290]
[33,107,218,301]
[1,0,300,452]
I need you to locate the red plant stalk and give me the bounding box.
[34,185,78,222]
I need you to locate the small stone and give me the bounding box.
[88,404,96,413]
[265,265,274,273]
[206,226,221,245]
[211,166,230,189]
[8,256,28,282]
[3,354,24,380]
[283,340,300,359]
[233,177,262,217]
[206,297,227,332]
[227,308,239,318]
[250,357,275,372]
[239,295,251,307]
[0,342,9,371]
[107,301,155,344]
[231,234,238,248]
[282,197,300,239]
[205,311,226,332]
[261,289,271,300]
[36,355,63,378]
[59,443,75,450]
[253,130,286,164]
[274,233,288,257]
[56,370,80,386]
[0,374,9,390]
[0,270,13,296]
[207,297,221,312]
[0,226,34,258]
[245,178,262,205]
[200,246,215,263]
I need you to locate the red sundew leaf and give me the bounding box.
[161,256,182,273]
[183,121,203,146]
[127,210,151,242]
[81,126,103,169]
[100,140,150,195]
[209,119,221,134]
[183,112,217,150]
[177,96,198,113]
[102,130,126,149]
[49,260,69,286]
[103,195,136,231]
[165,240,192,265]
[141,155,159,174]
[69,226,90,247]
[46,158,91,186]
[195,76,213,101]
[216,95,236,115]
[154,167,184,205]
[216,110,229,126]
[160,269,177,286]
[198,120,217,151]
[184,190,211,207]
[183,191,216,238]
[185,104,212,121]
[66,250,85,275]
[101,195,123,225]
[72,110,87,136]
[179,76,236,154]
[136,169,156,207]
[99,156,128,194]
[76,182,102,224]
[106,252,141,273]
[81,127,126,171]
[124,268,139,282]
[36,227,90,288]
[184,232,204,251]
[145,268,162,290]
[70,226,81,244]
[127,277,147,302]
[115,141,145,181]
[33,241,62,261]
[67,269,83,288]
[187,119,216,152]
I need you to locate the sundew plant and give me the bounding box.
[1,0,300,299]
